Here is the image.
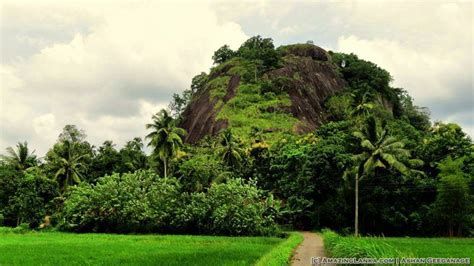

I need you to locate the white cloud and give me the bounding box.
[1,1,248,155]
[1,0,472,155]
[336,35,470,104]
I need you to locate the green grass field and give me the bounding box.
[322,230,474,262]
[384,237,474,260]
[0,230,300,265]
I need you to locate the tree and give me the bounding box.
[237,35,280,70]
[59,125,87,143]
[1,142,38,171]
[90,140,121,181]
[396,88,431,131]
[44,125,92,193]
[146,109,187,178]
[169,90,192,119]
[190,72,208,94]
[347,117,421,236]
[47,140,86,193]
[432,156,472,236]
[3,168,58,227]
[212,45,235,64]
[119,137,148,173]
[218,129,244,169]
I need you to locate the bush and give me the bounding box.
[1,167,58,228]
[13,223,30,234]
[59,171,279,236]
[60,170,183,233]
[0,213,4,226]
[204,179,280,236]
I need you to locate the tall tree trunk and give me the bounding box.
[355,174,359,237]
[163,157,167,178]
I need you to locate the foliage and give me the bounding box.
[175,152,228,192]
[46,140,87,193]
[212,44,236,64]
[218,129,245,169]
[117,137,148,173]
[0,142,38,171]
[169,91,189,119]
[190,72,208,94]
[347,116,421,235]
[89,140,121,182]
[0,167,58,227]
[432,156,473,236]
[350,117,416,178]
[396,88,431,130]
[236,35,280,71]
[419,122,472,174]
[44,125,93,192]
[60,171,183,233]
[146,109,187,178]
[60,171,279,236]
[202,178,280,236]
[330,52,394,102]
[262,122,353,229]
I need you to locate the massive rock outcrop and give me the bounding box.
[180,44,346,143]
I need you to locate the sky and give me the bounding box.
[0,0,473,156]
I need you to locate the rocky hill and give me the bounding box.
[179,42,348,144]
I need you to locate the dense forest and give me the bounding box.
[1,36,472,237]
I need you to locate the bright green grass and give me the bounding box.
[323,230,474,262]
[255,232,303,266]
[0,231,288,265]
[383,237,474,260]
[216,84,298,143]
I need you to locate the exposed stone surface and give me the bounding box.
[179,44,346,143]
[280,43,330,61]
[266,56,346,133]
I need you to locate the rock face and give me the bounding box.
[180,44,346,143]
[266,55,346,133]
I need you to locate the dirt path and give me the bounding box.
[291,232,326,266]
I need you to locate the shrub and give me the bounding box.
[59,171,280,236]
[204,179,280,236]
[1,167,58,228]
[60,170,183,233]
[212,45,236,65]
[13,223,30,234]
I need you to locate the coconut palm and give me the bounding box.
[50,140,86,193]
[350,87,376,121]
[1,141,38,171]
[146,109,186,178]
[218,129,244,169]
[347,117,421,236]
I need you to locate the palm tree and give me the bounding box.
[347,117,420,236]
[1,141,38,171]
[146,109,186,178]
[350,88,375,122]
[51,140,86,193]
[218,129,244,168]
